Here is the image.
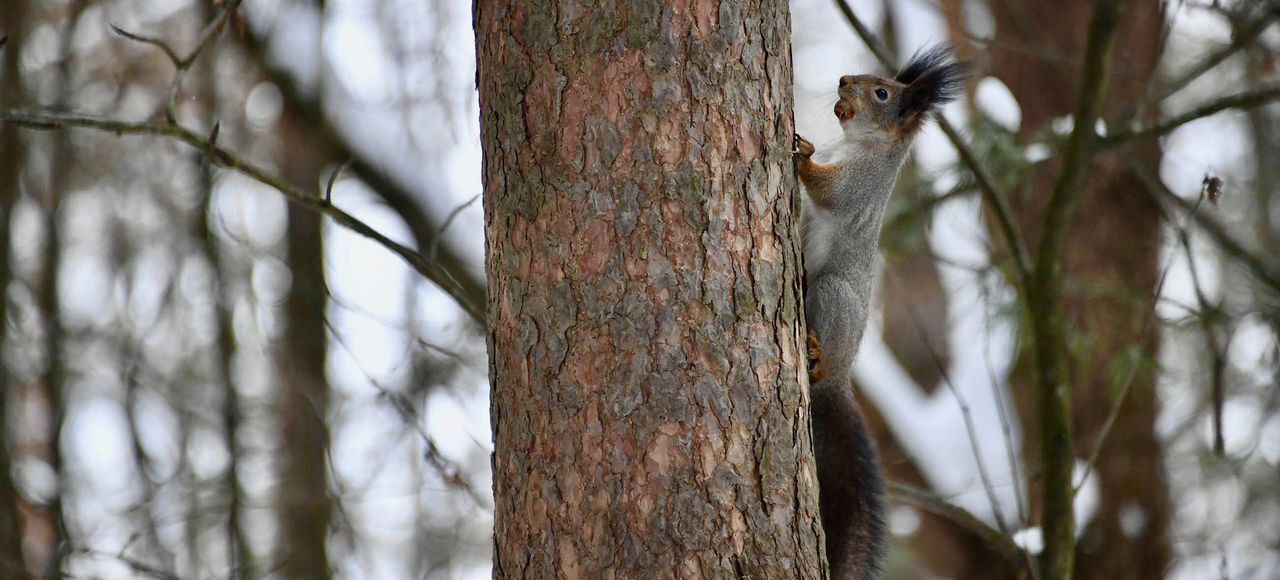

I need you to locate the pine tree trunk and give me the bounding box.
[475,1,824,576]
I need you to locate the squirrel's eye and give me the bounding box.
[874,88,889,101]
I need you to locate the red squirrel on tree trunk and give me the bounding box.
[794,45,968,579]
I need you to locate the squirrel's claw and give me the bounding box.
[792,133,815,158]
[807,330,825,384]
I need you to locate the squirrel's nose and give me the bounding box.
[838,76,853,88]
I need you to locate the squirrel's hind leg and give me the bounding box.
[808,329,826,384]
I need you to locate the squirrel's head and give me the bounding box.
[834,44,968,146]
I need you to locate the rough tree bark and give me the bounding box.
[988,1,1172,578]
[476,0,825,576]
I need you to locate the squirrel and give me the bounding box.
[792,45,968,580]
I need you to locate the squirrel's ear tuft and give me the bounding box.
[895,44,969,122]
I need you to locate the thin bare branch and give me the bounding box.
[179,0,243,68]
[883,270,1011,536]
[430,194,480,261]
[166,0,243,121]
[108,24,181,67]
[110,0,243,122]
[1080,151,1280,489]
[1179,225,1228,456]
[0,109,486,323]
[978,277,1041,580]
[1128,155,1280,294]
[1102,85,1280,147]
[233,27,488,317]
[886,481,1025,570]
[325,160,351,205]
[1154,5,1280,104]
[324,317,488,507]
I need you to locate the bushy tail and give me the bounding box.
[811,381,886,580]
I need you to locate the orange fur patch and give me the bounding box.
[797,159,841,209]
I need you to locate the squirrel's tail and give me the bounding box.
[812,381,886,580]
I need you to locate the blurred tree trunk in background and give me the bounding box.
[1246,37,1280,259]
[33,127,66,580]
[276,100,335,580]
[201,172,250,579]
[193,33,250,575]
[476,0,824,576]
[987,1,1172,578]
[34,3,88,570]
[0,1,30,577]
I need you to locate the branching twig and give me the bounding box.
[0,109,486,323]
[430,194,480,261]
[180,0,243,69]
[1101,84,1280,147]
[1083,152,1280,479]
[1153,5,1280,104]
[325,160,351,206]
[1128,156,1280,294]
[168,0,242,119]
[884,270,1011,537]
[323,317,488,507]
[1179,225,1229,456]
[832,0,1033,287]
[1096,3,1280,179]
[977,277,1040,580]
[110,0,243,122]
[108,24,181,67]
[234,25,488,318]
[102,0,488,322]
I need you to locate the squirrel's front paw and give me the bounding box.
[792,133,815,158]
[807,329,825,384]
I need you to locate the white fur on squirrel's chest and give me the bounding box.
[801,197,838,277]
